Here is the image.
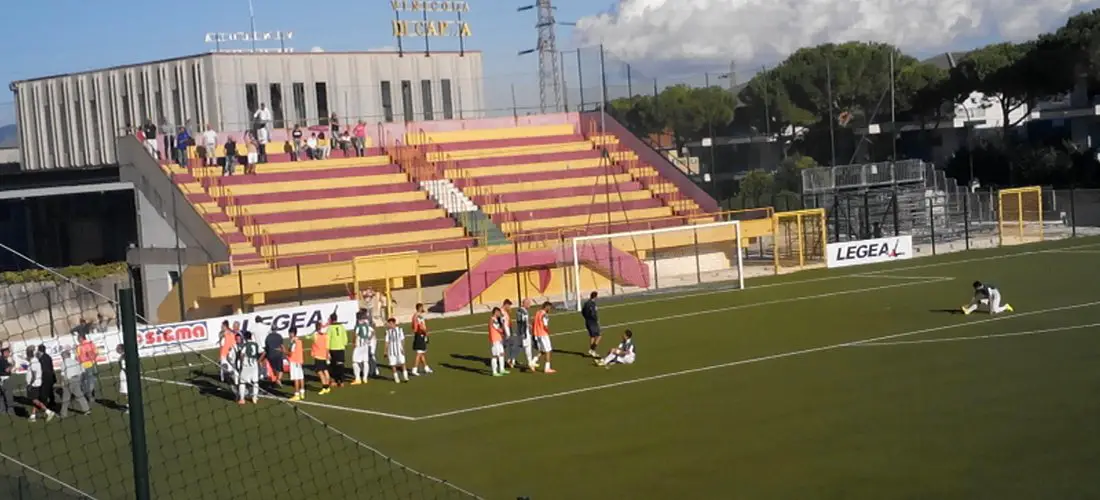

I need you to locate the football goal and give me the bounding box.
[564,220,745,311]
[998,186,1044,246]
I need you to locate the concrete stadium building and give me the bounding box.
[10,51,485,171]
[1,50,485,317]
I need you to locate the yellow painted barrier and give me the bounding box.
[224,173,409,195]
[445,158,604,178]
[499,206,674,234]
[244,209,446,236]
[427,141,591,162]
[241,191,427,214]
[275,227,467,255]
[407,123,575,145]
[481,191,653,214]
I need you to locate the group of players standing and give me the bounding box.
[216,304,440,404]
[217,292,638,404]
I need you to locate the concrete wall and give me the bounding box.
[210,51,485,132]
[134,188,187,324]
[0,274,127,343]
[11,51,485,171]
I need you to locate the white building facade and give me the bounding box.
[10,51,485,171]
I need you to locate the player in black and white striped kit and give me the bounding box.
[962,281,1014,315]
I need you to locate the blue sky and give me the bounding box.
[0,0,603,125]
[1,0,1091,127]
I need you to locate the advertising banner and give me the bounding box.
[826,235,914,269]
[7,300,358,374]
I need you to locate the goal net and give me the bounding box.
[564,220,744,311]
[998,186,1044,245]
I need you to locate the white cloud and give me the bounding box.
[575,0,1099,68]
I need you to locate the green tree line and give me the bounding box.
[605,9,1100,205]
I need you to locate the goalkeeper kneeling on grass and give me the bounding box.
[962,281,1014,315]
[595,330,636,367]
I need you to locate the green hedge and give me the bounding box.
[0,262,128,285]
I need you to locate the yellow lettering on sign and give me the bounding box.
[392,19,472,37]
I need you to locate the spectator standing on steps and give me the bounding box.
[223,136,238,176]
[256,124,269,164]
[352,121,367,157]
[201,124,218,167]
[175,126,192,167]
[582,291,601,357]
[142,120,159,160]
[253,103,272,137]
[290,125,304,161]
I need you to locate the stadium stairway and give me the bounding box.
[419,178,509,246]
[408,123,690,244]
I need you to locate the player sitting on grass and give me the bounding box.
[595,330,636,367]
[488,307,509,377]
[962,281,1014,315]
[385,317,410,383]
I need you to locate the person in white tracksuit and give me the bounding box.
[963,281,1014,315]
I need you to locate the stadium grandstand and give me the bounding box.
[131,109,795,321]
[1,48,815,327]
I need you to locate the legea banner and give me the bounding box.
[826,235,913,268]
[8,299,358,374]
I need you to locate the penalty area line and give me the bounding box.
[412,299,1100,421]
[852,322,1100,347]
[546,277,956,339]
[142,376,418,421]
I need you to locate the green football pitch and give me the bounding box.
[6,237,1100,499]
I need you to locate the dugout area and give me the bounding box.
[8,236,1100,499]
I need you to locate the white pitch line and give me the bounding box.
[853,322,1100,347]
[850,273,955,280]
[544,277,954,338]
[1047,249,1100,254]
[413,299,1100,421]
[0,450,99,500]
[859,240,1100,276]
[444,277,952,337]
[142,376,418,421]
[433,240,1100,333]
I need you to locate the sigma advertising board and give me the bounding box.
[826,235,914,269]
[8,300,358,374]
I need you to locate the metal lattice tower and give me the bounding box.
[536,0,562,112]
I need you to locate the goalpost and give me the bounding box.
[997,186,1044,246]
[565,220,744,311]
[351,251,421,319]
